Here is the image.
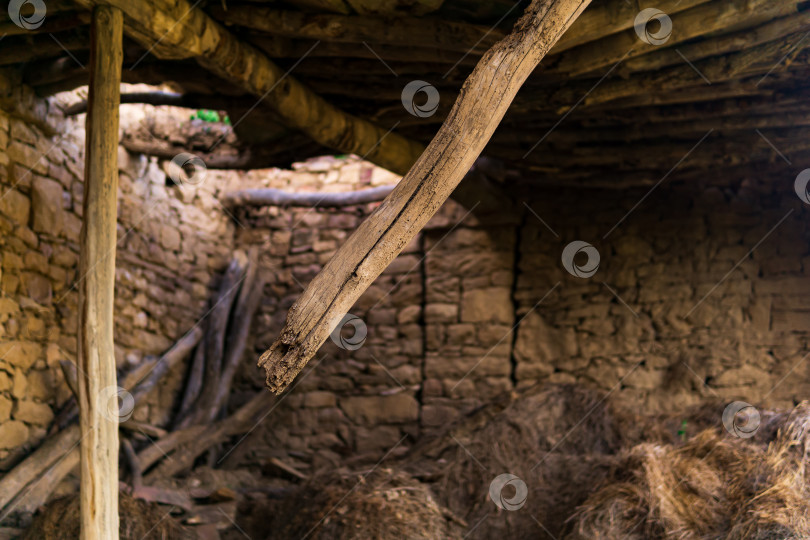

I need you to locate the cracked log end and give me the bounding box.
[258,339,307,394]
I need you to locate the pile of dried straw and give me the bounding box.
[401,384,626,539]
[22,492,192,539]
[400,385,810,540]
[568,403,810,539]
[246,468,463,539]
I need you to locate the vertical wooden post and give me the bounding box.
[78,5,123,540]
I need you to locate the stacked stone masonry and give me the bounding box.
[0,75,808,475]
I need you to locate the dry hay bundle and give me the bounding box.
[633,400,792,448]
[243,468,463,539]
[568,403,810,540]
[401,384,624,539]
[22,492,192,540]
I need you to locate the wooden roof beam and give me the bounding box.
[507,33,810,116]
[504,128,810,170]
[286,0,445,16]
[214,0,711,61]
[211,5,502,55]
[72,0,424,175]
[0,10,89,37]
[552,0,710,52]
[247,33,482,66]
[343,0,443,16]
[0,30,88,66]
[577,30,810,109]
[500,111,810,145]
[621,8,810,75]
[549,0,802,77]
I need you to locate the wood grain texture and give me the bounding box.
[0,425,81,515]
[258,0,592,394]
[77,6,123,539]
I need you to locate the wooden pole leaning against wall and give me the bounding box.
[77,5,123,540]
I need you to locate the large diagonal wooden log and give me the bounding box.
[258,0,591,394]
[77,6,123,539]
[72,0,424,176]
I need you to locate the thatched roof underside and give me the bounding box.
[5,0,809,186]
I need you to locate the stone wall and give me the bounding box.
[0,77,237,466]
[228,157,421,467]
[1,72,808,476]
[513,177,810,412]
[229,170,810,471]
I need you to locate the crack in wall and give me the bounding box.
[416,230,428,417]
[508,205,528,388]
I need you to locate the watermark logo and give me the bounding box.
[722,401,760,438]
[329,313,367,350]
[98,386,135,423]
[794,169,810,204]
[489,473,527,511]
[168,153,207,186]
[8,0,46,30]
[634,8,672,46]
[561,240,600,278]
[401,80,440,118]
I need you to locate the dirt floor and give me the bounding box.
[19,384,810,539]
